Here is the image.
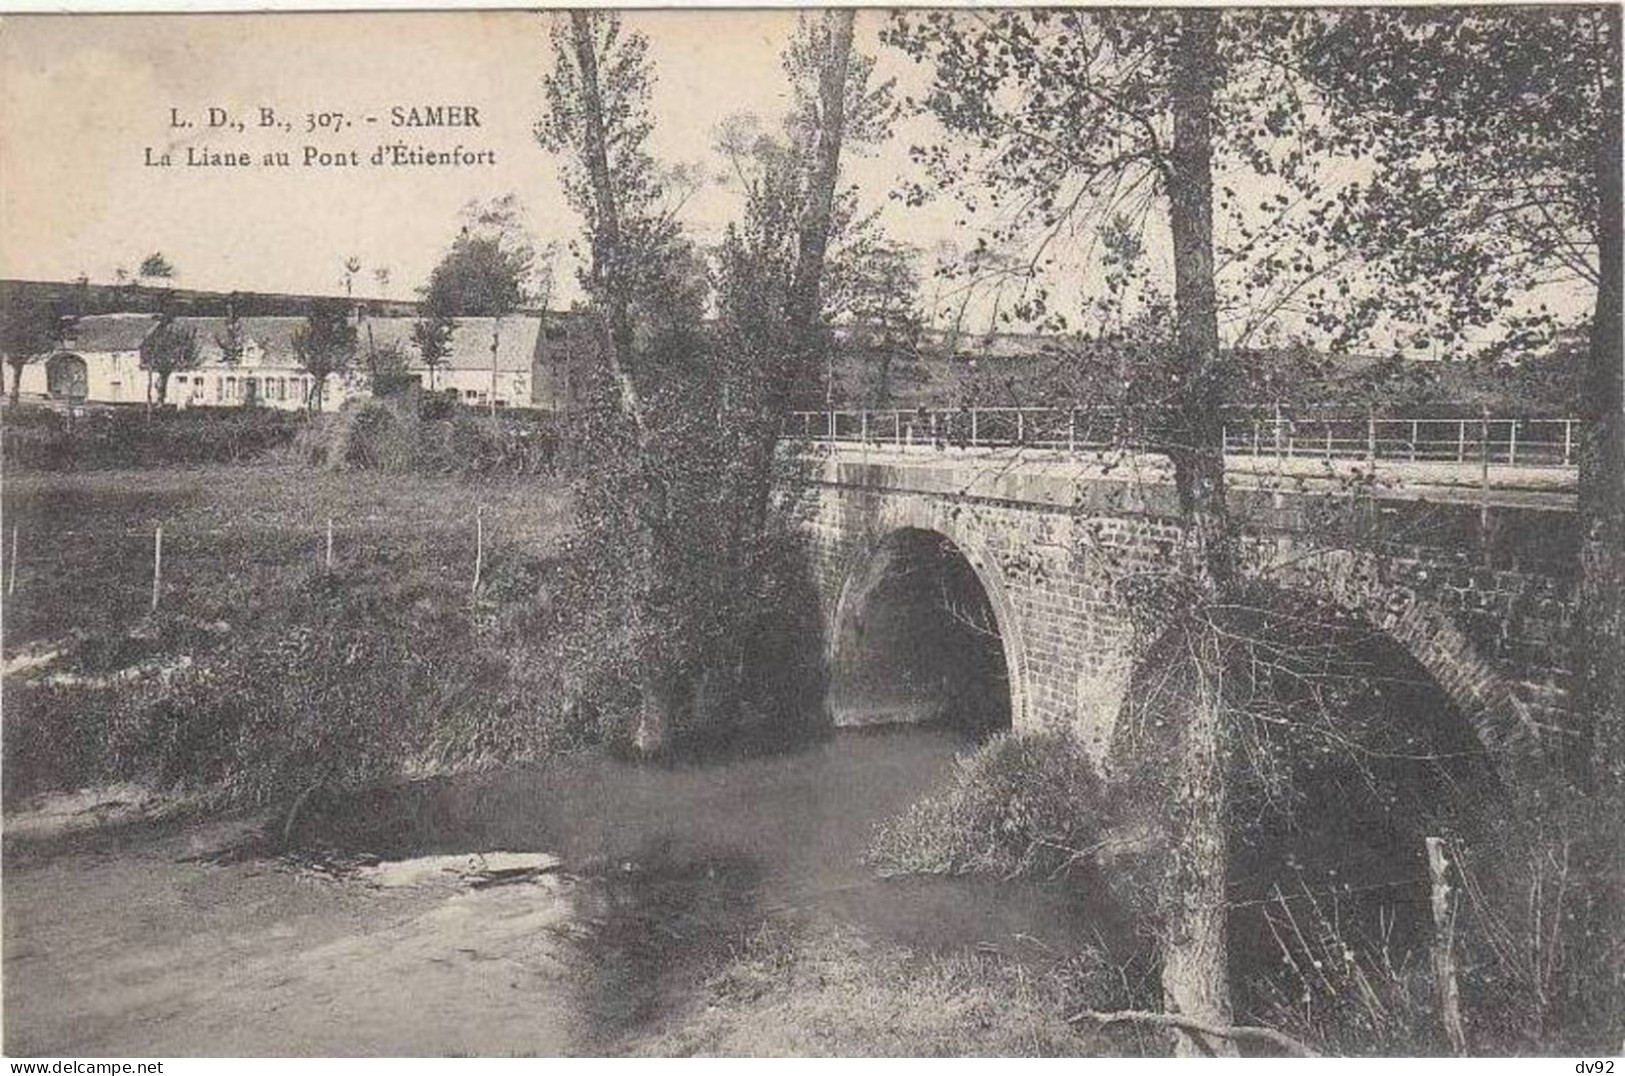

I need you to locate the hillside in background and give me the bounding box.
[825,331,1587,416]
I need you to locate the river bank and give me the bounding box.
[3,729,1141,1056]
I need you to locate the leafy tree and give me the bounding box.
[424,234,525,319]
[714,11,894,516]
[364,340,415,397]
[829,234,924,405]
[216,302,247,366]
[885,8,1286,1047]
[140,317,201,406]
[1290,5,1623,1045]
[539,10,700,752]
[892,7,1619,1050]
[410,314,455,391]
[421,197,541,319]
[0,290,65,405]
[138,252,175,283]
[291,300,357,411]
[342,256,363,299]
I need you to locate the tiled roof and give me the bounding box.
[61,312,552,373]
[62,314,158,353]
[366,315,543,373]
[173,316,306,364]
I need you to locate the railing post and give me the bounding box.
[1508,419,1518,466]
[971,407,979,447]
[827,409,835,440]
[1480,406,1491,530]
[1457,419,1466,463]
[1068,409,1077,453]
[896,411,903,447]
[860,410,869,444]
[1325,424,1333,458]
[1367,409,1377,465]
[1409,418,1419,462]
[1016,409,1025,445]
[1563,419,1574,466]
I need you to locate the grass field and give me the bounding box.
[1,463,579,806]
[2,464,569,653]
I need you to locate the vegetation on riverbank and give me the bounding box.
[1,464,589,810]
[644,916,1144,1057]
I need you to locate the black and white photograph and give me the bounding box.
[0,4,1620,1059]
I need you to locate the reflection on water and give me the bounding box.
[309,727,1121,1049]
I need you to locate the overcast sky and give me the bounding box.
[0,9,1592,349]
[0,11,968,308]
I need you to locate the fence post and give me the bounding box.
[895,411,902,447]
[1068,409,1077,453]
[1457,419,1467,464]
[1425,837,1469,1056]
[1016,409,1025,445]
[1480,407,1492,531]
[7,525,17,596]
[1563,419,1574,466]
[827,410,835,440]
[860,410,869,444]
[1367,409,1377,465]
[473,504,484,595]
[1409,418,1419,462]
[151,525,163,613]
[325,517,334,571]
[1508,419,1519,467]
[971,408,979,447]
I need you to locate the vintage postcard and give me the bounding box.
[1,6,1619,1061]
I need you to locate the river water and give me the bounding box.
[311,725,1125,1050]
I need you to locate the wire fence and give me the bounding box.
[1,506,502,618]
[787,407,1582,469]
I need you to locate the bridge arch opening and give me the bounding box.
[827,527,1015,739]
[1112,586,1501,1020]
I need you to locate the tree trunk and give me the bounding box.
[1578,2,1625,1034]
[786,9,855,340]
[741,8,856,544]
[1161,9,1237,1056]
[569,10,681,754]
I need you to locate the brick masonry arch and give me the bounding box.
[798,450,1574,774]
[825,507,1033,732]
[1254,544,1544,778]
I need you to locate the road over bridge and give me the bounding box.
[787,411,1581,779]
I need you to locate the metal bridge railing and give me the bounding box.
[787,408,1581,469]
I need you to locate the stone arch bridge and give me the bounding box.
[792,438,1580,776]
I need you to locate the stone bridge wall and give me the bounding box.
[795,449,1579,773]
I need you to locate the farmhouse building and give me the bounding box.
[10,309,604,412]
[15,314,153,404]
[169,315,354,411]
